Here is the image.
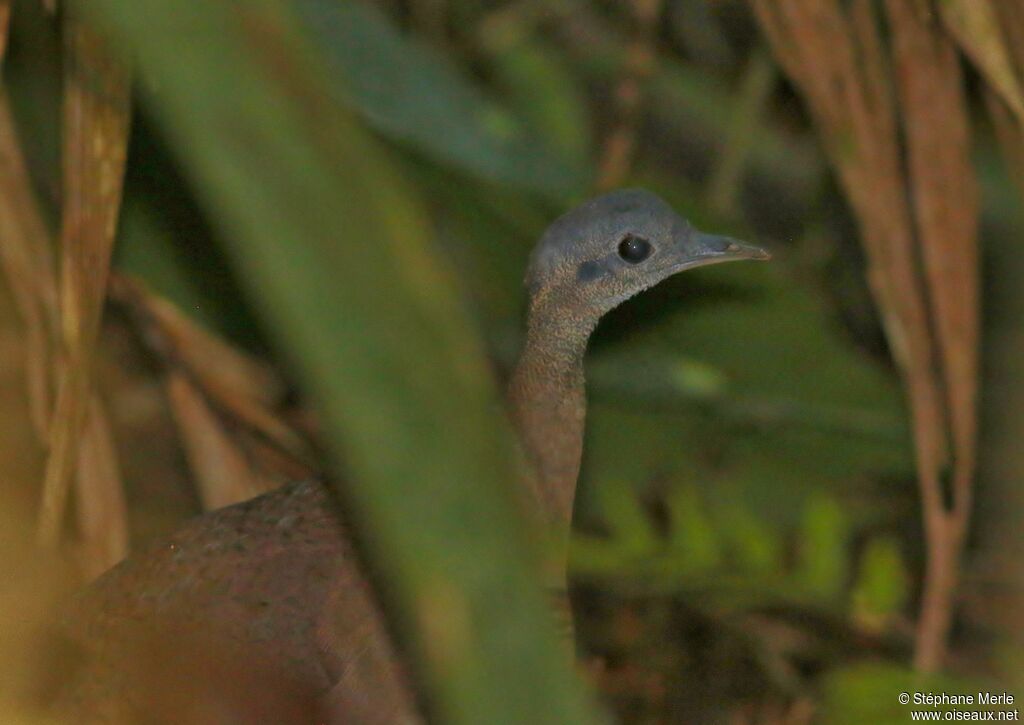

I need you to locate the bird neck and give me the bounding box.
[507,290,599,541]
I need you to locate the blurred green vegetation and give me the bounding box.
[89,0,601,722]
[2,0,1021,722]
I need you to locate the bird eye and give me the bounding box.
[618,236,652,264]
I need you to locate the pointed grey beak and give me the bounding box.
[667,230,770,273]
[692,232,770,262]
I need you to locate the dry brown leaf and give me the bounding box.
[0,92,58,441]
[74,394,129,579]
[594,0,664,191]
[107,273,315,509]
[0,502,78,721]
[109,273,285,406]
[989,1,1024,81]
[751,0,979,673]
[984,1,1024,197]
[0,1,11,64]
[751,0,949,478]
[165,371,275,509]
[886,0,979,671]
[939,0,1024,122]
[236,428,316,482]
[38,11,131,546]
[200,374,314,463]
[888,0,978,506]
[109,273,313,465]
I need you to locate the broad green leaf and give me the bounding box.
[294,0,586,199]
[585,255,911,528]
[574,222,910,612]
[487,40,592,169]
[87,1,600,722]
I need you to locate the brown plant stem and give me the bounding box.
[0,90,59,440]
[750,0,980,673]
[594,0,663,191]
[38,8,131,548]
[886,0,979,671]
[108,273,316,481]
[0,0,11,63]
[75,396,128,578]
[166,370,275,510]
[706,47,777,215]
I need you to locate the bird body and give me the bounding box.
[63,190,767,722]
[65,480,416,723]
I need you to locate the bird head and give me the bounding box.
[525,189,769,317]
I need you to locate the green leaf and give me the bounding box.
[851,537,909,626]
[597,482,659,557]
[487,40,592,169]
[115,198,212,322]
[586,241,912,531]
[665,484,722,572]
[294,1,586,199]
[794,494,848,600]
[718,501,781,576]
[88,1,600,722]
[115,191,260,344]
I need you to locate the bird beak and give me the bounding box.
[668,230,770,273]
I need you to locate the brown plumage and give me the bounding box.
[62,481,416,723]
[62,189,768,722]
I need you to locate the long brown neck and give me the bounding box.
[507,289,599,542]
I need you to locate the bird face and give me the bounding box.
[526,189,770,316]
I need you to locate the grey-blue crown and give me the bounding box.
[525,189,677,292]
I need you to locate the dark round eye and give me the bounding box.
[618,235,652,264]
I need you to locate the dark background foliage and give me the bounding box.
[0,0,1020,722]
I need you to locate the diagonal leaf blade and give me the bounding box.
[85,0,600,722]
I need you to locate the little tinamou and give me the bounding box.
[62,189,768,723]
